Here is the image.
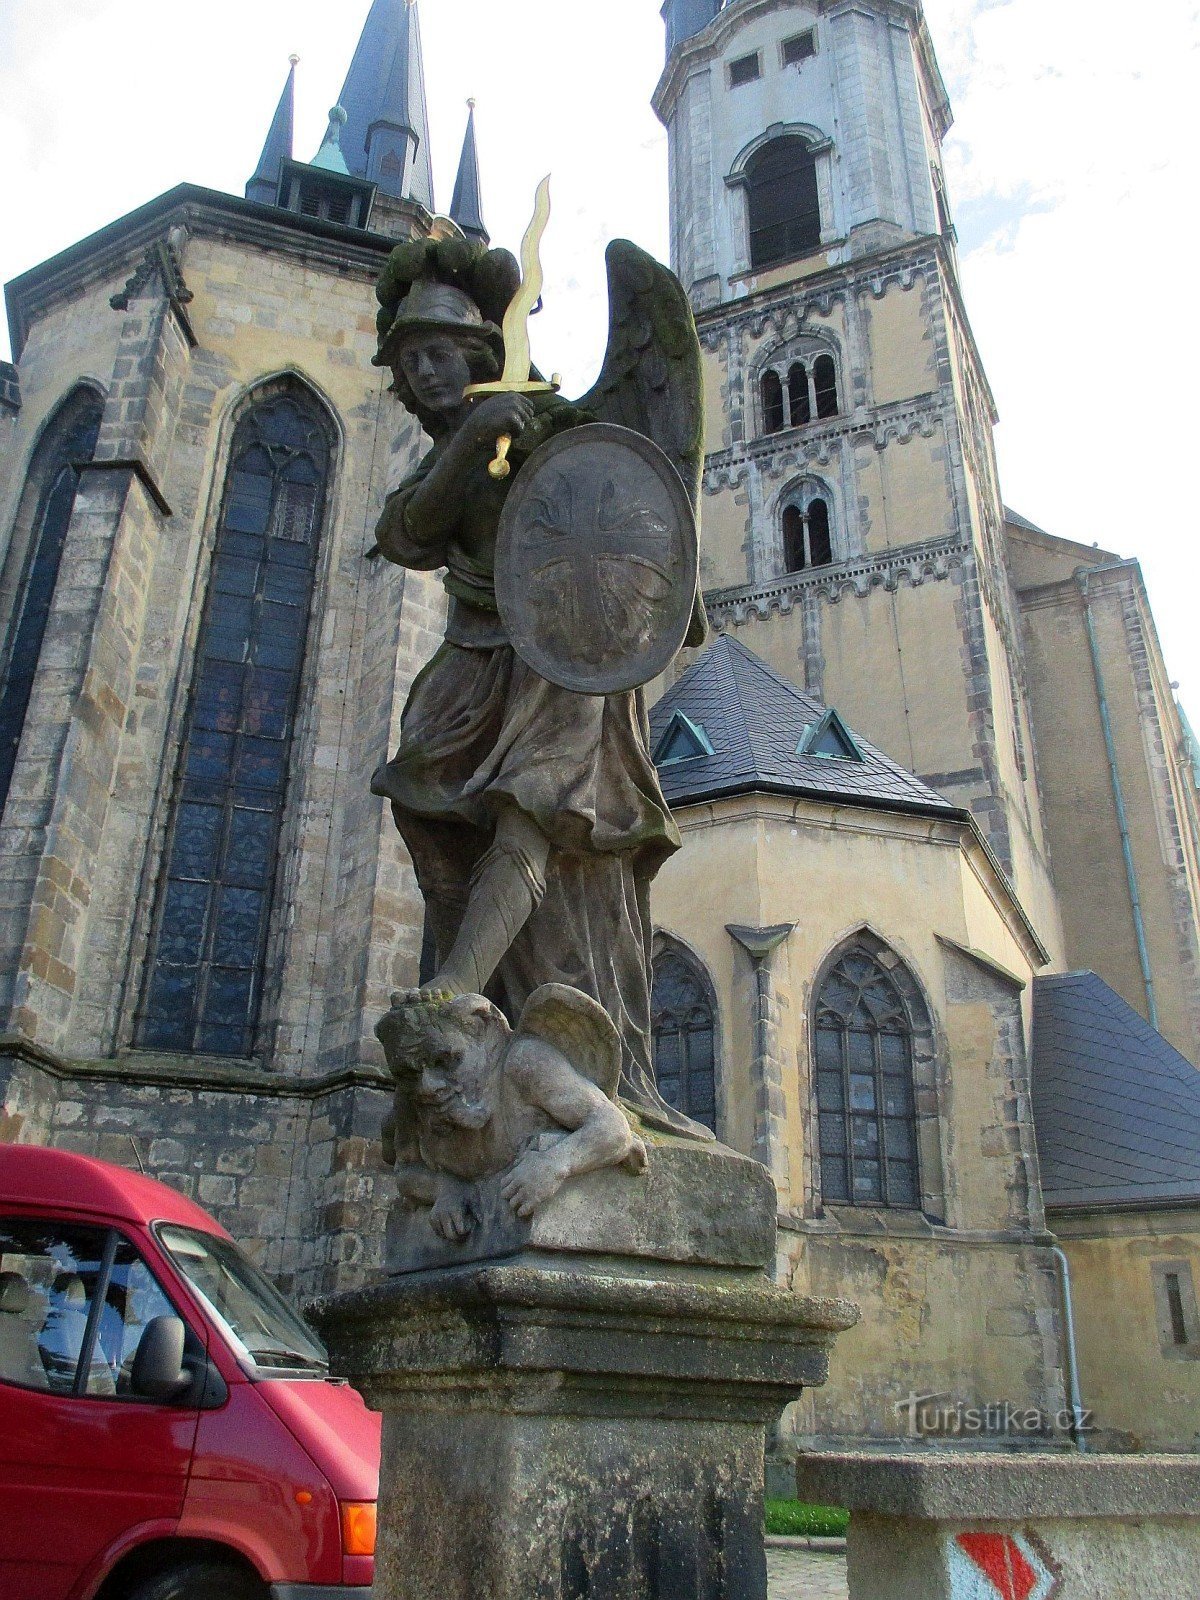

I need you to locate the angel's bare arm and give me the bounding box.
[499,1039,637,1216]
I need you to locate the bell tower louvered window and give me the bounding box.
[814,945,921,1208]
[0,389,103,816]
[652,947,718,1134]
[746,136,821,269]
[138,387,332,1058]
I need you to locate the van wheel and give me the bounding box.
[125,1561,265,1600]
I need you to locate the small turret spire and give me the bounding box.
[246,57,298,205]
[312,106,351,175]
[338,0,435,208]
[450,99,488,245]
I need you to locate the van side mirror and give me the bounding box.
[131,1316,191,1402]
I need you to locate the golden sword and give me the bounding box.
[464,173,561,480]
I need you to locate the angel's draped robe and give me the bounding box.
[371,395,701,1138]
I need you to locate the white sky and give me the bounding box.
[1,0,1198,705]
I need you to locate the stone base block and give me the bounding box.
[795,1450,1200,1600]
[313,1260,857,1600]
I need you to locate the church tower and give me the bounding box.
[654,0,1063,948]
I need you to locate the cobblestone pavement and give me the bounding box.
[766,1548,850,1600]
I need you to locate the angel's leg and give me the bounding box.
[426,808,550,999]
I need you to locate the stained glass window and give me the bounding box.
[138,389,332,1057]
[0,390,103,815]
[746,137,821,270]
[814,946,920,1208]
[652,948,717,1134]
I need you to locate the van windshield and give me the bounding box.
[156,1224,328,1374]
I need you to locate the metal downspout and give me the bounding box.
[1051,1244,1088,1451]
[1077,569,1160,1031]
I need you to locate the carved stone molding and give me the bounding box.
[703,396,946,491]
[707,535,970,622]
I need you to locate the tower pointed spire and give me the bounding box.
[246,56,298,205]
[450,100,488,245]
[338,0,435,209]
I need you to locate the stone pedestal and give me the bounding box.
[311,1136,857,1600]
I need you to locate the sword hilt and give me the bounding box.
[489,435,513,480]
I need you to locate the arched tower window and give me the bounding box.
[652,945,717,1134]
[746,137,821,270]
[756,349,839,439]
[0,388,104,816]
[788,363,811,426]
[761,369,784,434]
[813,942,923,1208]
[781,482,834,573]
[138,385,334,1058]
[813,354,838,419]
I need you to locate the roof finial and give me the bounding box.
[289,53,301,67]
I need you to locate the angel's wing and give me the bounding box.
[517,983,622,1101]
[577,242,709,648]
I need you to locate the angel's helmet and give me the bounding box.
[376,990,510,1131]
[373,237,519,424]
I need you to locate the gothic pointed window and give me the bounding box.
[138,386,333,1058]
[762,369,784,434]
[652,946,717,1134]
[746,136,821,269]
[814,945,921,1208]
[788,363,811,426]
[0,388,103,816]
[814,354,839,419]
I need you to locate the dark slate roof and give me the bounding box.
[450,103,488,243]
[245,60,296,205]
[1003,506,1050,537]
[648,635,959,818]
[1033,971,1200,1210]
[339,0,435,208]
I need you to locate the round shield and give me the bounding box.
[495,422,699,695]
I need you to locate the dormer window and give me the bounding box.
[729,52,761,87]
[653,711,714,767]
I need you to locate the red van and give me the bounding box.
[0,1145,380,1600]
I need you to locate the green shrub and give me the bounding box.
[764,1499,849,1538]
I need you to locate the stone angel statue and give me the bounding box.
[370,230,711,1161]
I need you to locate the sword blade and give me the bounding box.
[499,175,551,388]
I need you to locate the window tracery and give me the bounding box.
[138,384,334,1058]
[813,943,923,1209]
[652,945,718,1134]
